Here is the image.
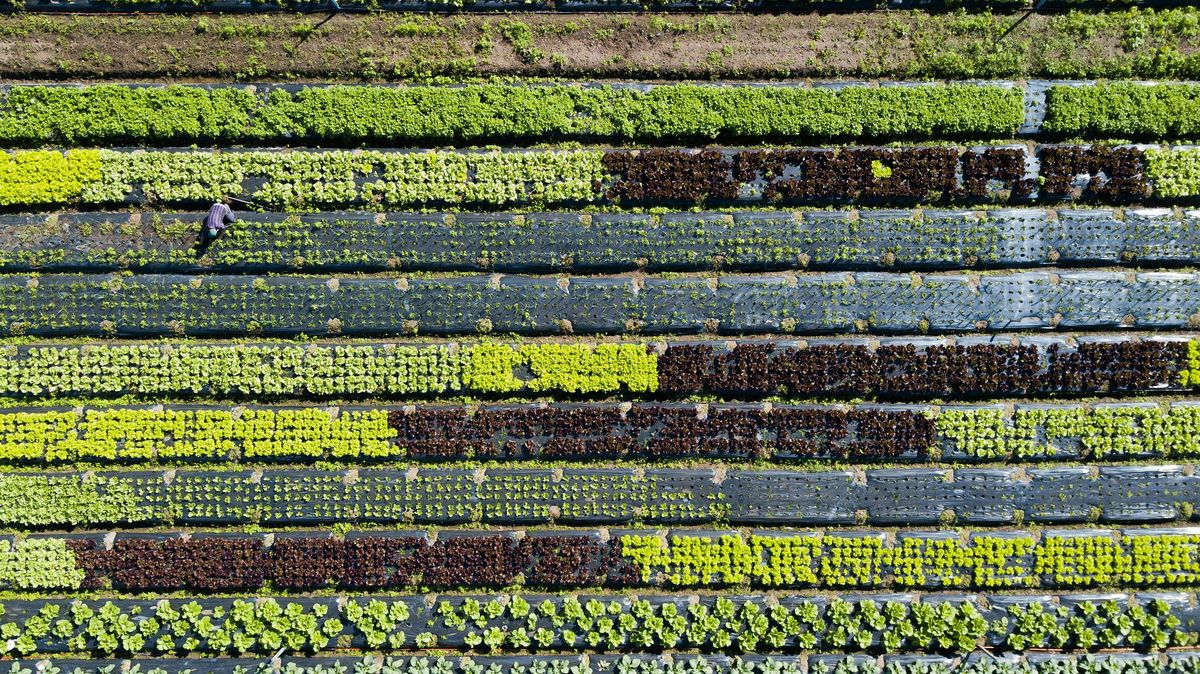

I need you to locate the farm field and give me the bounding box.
[9,1,1200,674]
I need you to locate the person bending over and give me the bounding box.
[196,198,237,255]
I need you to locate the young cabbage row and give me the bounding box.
[0,594,1188,657]
[12,654,1200,674]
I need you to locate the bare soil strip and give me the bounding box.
[1,9,1198,81]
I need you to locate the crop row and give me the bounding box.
[0,593,1190,656]
[4,0,1189,13]
[7,208,1200,275]
[0,337,1187,399]
[656,338,1193,396]
[0,341,658,397]
[13,83,1200,145]
[0,271,1197,337]
[0,404,933,463]
[615,530,1200,589]
[7,527,1200,591]
[1044,82,1200,138]
[0,84,1024,146]
[6,465,1200,528]
[13,400,1200,464]
[8,145,1200,210]
[9,654,1200,674]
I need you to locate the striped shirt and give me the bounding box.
[205,202,236,232]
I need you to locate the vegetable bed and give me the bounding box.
[0,593,1190,657]
[1,52,1198,674]
[0,271,1195,337]
[0,337,1186,399]
[11,143,1200,210]
[0,83,1025,146]
[8,400,1200,464]
[5,208,1200,274]
[5,527,1200,591]
[1,464,1197,527]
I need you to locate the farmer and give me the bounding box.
[196,198,237,254]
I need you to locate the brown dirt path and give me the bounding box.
[0,8,1198,81]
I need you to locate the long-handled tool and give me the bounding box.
[227,196,267,210]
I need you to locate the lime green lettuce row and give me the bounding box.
[1183,337,1200,385]
[0,408,400,462]
[466,342,657,393]
[0,84,1026,146]
[0,342,657,397]
[934,404,1200,459]
[0,149,101,207]
[618,530,1200,589]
